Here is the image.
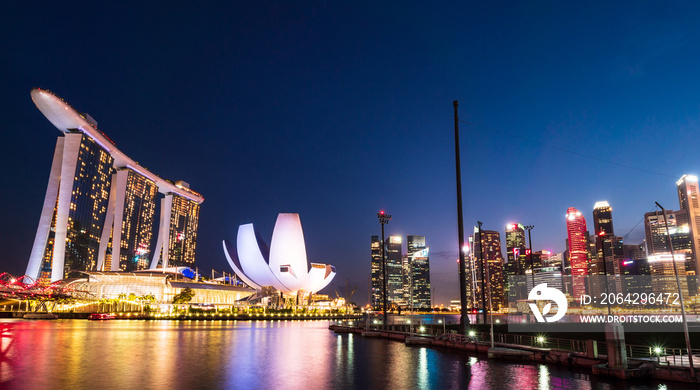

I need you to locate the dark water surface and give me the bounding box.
[0,319,689,389]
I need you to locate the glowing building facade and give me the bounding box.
[223,213,336,295]
[406,235,431,309]
[386,236,404,304]
[566,207,588,298]
[471,230,505,310]
[26,89,204,282]
[99,168,158,272]
[504,223,528,301]
[589,201,623,295]
[370,235,383,310]
[150,183,201,269]
[677,174,700,277]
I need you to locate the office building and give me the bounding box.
[677,174,700,277]
[386,236,403,304]
[590,201,623,294]
[473,229,505,310]
[406,235,431,309]
[504,223,528,301]
[370,235,383,310]
[566,207,589,298]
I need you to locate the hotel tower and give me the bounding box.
[25,89,204,282]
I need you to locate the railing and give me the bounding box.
[346,316,700,369]
[473,332,592,353]
[624,344,700,368]
[436,333,474,343]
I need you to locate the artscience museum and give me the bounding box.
[223,213,336,295]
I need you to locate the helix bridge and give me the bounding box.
[0,273,78,300]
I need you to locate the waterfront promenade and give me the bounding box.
[330,321,700,385]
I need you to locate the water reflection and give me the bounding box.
[0,319,694,389]
[539,364,549,389]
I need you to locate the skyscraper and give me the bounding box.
[590,201,623,295]
[26,89,204,282]
[566,207,589,298]
[406,235,431,309]
[643,207,695,296]
[473,230,505,310]
[98,168,158,272]
[370,235,383,310]
[150,182,202,269]
[677,174,700,278]
[30,132,115,282]
[386,236,403,304]
[504,223,528,302]
[592,201,621,275]
[644,210,690,255]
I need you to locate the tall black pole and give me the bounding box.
[525,225,535,290]
[454,100,470,333]
[478,221,486,324]
[656,202,695,379]
[378,211,391,329]
[598,231,611,316]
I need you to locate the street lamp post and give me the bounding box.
[378,211,391,330]
[656,202,695,380]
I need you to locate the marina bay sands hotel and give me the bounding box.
[26,89,204,282]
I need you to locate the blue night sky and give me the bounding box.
[2,2,700,305]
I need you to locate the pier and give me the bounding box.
[329,322,700,384]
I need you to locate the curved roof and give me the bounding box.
[223,213,336,294]
[30,88,203,203]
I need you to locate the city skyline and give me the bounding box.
[5,3,700,306]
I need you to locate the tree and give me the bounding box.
[172,288,195,304]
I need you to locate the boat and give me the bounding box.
[88,313,116,320]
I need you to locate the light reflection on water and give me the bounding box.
[0,319,692,389]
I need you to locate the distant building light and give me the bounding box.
[647,254,686,263]
[593,201,610,209]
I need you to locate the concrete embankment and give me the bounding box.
[329,325,698,384]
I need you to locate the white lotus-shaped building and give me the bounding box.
[222,213,336,294]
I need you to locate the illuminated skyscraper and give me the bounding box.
[566,207,588,298]
[644,210,686,255]
[473,230,505,310]
[590,201,623,294]
[464,234,478,308]
[150,182,202,269]
[504,223,528,301]
[643,207,695,296]
[592,201,621,276]
[406,235,431,309]
[97,168,158,272]
[30,132,114,282]
[386,236,403,304]
[677,174,700,277]
[26,89,204,282]
[370,235,383,310]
